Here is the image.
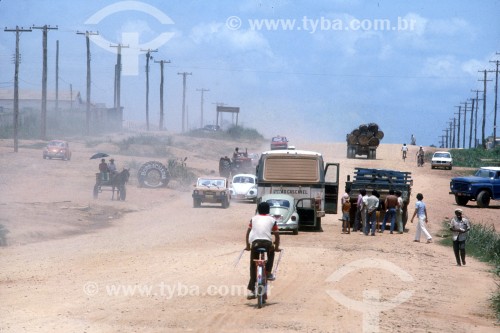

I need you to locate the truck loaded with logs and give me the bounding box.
[346,123,384,159]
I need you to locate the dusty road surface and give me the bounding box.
[0,136,499,333]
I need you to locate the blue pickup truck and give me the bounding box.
[449,167,500,207]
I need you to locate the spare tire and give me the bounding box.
[137,161,170,188]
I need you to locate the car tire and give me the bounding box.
[455,195,469,206]
[477,190,491,208]
[293,229,298,235]
[193,199,201,208]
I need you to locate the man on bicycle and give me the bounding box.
[245,202,280,299]
[401,143,408,160]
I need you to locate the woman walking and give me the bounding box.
[410,193,432,243]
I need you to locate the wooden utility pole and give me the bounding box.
[33,25,58,140]
[154,59,171,131]
[111,44,129,119]
[460,101,468,148]
[4,26,32,152]
[177,72,192,132]
[77,31,99,136]
[196,88,210,128]
[450,118,456,148]
[55,40,59,115]
[471,89,483,148]
[478,70,491,148]
[454,105,462,148]
[468,98,474,149]
[489,60,499,147]
[141,49,158,131]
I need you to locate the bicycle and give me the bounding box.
[254,248,268,308]
[250,247,283,308]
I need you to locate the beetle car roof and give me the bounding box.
[480,166,500,171]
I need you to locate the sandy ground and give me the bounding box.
[0,135,499,333]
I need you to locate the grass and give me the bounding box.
[449,147,500,168]
[440,220,500,321]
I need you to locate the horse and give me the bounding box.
[110,168,130,201]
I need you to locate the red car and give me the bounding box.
[270,136,288,150]
[43,140,72,160]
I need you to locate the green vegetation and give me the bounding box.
[187,125,265,141]
[450,147,500,168]
[168,157,197,186]
[440,220,500,321]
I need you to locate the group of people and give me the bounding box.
[98,158,117,181]
[342,188,406,236]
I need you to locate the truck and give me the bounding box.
[255,149,339,231]
[345,168,413,229]
[449,166,500,208]
[346,123,384,159]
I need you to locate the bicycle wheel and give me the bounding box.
[256,266,266,308]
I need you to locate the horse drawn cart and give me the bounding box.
[93,169,130,200]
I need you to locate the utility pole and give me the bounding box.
[448,121,453,148]
[196,88,210,128]
[442,128,449,148]
[468,97,474,149]
[110,43,129,121]
[77,30,99,136]
[177,72,192,132]
[460,101,468,148]
[32,25,58,140]
[489,60,499,147]
[454,105,462,148]
[155,59,171,131]
[141,48,157,131]
[471,89,483,148]
[478,70,491,148]
[450,118,456,148]
[55,40,59,115]
[4,26,32,152]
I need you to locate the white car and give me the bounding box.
[229,174,258,202]
[431,151,453,170]
[262,194,299,235]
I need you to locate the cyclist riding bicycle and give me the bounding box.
[416,146,425,166]
[245,201,280,300]
[401,143,408,160]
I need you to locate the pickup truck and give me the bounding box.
[449,166,500,207]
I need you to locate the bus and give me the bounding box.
[256,149,339,231]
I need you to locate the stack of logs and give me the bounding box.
[346,123,384,146]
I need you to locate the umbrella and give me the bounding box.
[90,152,109,160]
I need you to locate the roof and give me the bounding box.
[261,149,322,157]
[480,167,500,171]
[232,174,257,179]
[0,89,81,102]
[261,193,296,201]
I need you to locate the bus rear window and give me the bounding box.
[263,157,320,182]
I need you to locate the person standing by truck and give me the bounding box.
[353,189,367,233]
[364,190,379,236]
[380,189,399,234]
[341,189,351,234]
[395,190,404,234]
[410,193,432,243]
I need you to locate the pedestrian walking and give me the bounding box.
[410,193,432,243]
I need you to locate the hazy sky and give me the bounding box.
[1,0,499,146]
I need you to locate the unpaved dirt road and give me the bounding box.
[0,136,498,333]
